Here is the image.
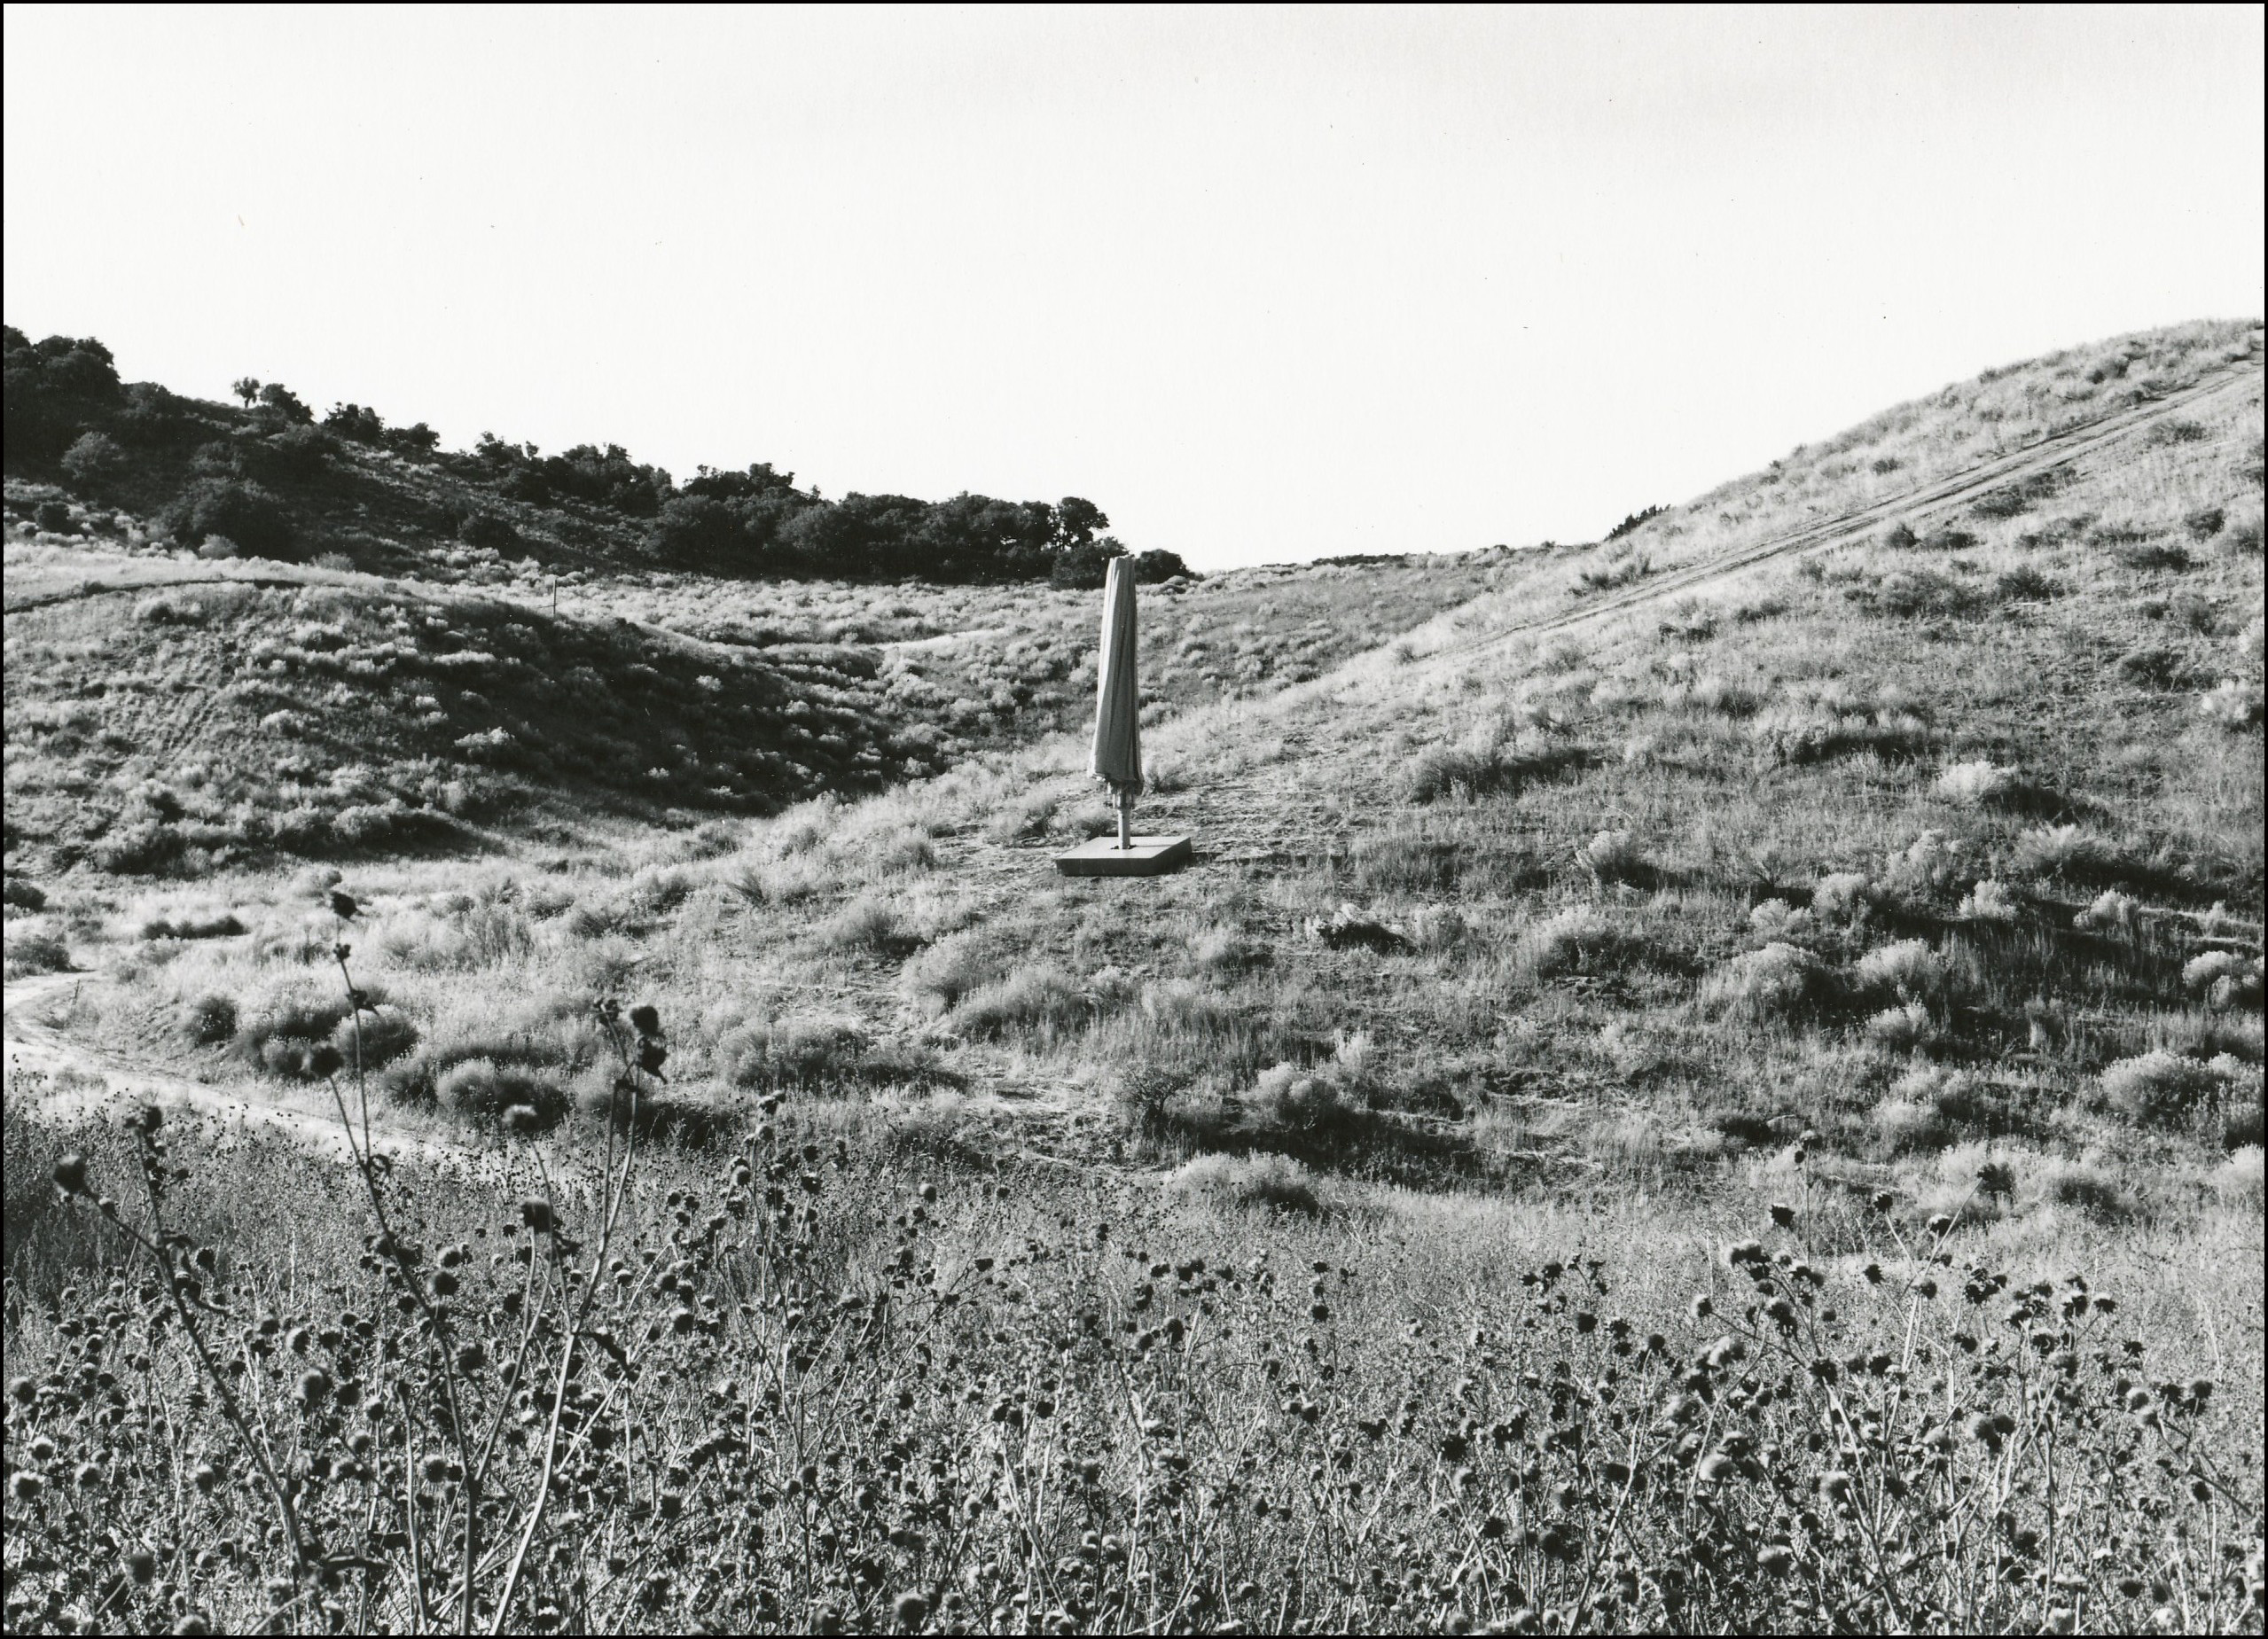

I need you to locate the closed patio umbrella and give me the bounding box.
[1090,555,1143,847]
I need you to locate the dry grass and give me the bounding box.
[4,318,2263,1633]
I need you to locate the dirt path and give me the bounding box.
[998,356,2266,870]
[1427,357,2264,669]
[4,970,479,1168]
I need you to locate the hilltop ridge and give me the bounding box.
[2,324,1186,589]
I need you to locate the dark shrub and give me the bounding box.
[255,381,314,424]
[33,499,71,533]
[1131,548,1192,583]
[1399,743,1592,803]
[323,402,387,443]
[2144,418,2208,447]
[188,440,243,479]
[645,495,742,563]
[139,910,245,940]
[2185,506,2225,542]
[261,422,333,478]
[3,327,122,459]
[116,381,190,446]
[4,933,71,978]
[1995,565,2061,601]
[235,994,356,1073]
[2120,541,2196,572]
[3,878,47,911]
[1858,568,1983,619]
[164,477,296,560]
[1607,503,1668,541]
[2117,646,2202,690]
[1051,540,1120,589]
[2225,1097,2265,1151]
[91,823,184,875]
[2101,1051,2234,1127]
[331,1006,418,1070]
[1970,467,2070,519]
[1709,1109,1779,1149]
[59,431,125,494]
[435,1058,567,1128]
[184,993,238,1046]
[458,510,520,550]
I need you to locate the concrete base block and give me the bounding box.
[1052,835,1193,877]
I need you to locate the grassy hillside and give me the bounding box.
[4,319,2263,1635]
[11,316,2258,1164]
[1,555,940,877]
[2,520,1503,879]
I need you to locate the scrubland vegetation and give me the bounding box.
[6,325,1189,588]
[6,318,2264,1632]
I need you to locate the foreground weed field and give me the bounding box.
[4,995,2260,1635]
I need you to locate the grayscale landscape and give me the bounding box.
[4,8,2262,1635]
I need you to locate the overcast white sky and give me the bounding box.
[5,4,2262,569]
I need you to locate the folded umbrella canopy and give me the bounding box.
[1090,555,1143,846]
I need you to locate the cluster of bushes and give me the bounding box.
[1605,502,1667,540]
[8,324,1192,588]
[3,328,123,462]
[649,477,1188,586]
[1398,739,1594,803]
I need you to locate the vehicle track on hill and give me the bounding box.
[1424,356,2264,670]
[1081,355,2265,868]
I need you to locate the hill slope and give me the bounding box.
[1,530,1508,878]
[5,317,2261,1199]
[2,559,937,875]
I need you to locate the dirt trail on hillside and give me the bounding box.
[4,970,481,1169]
[1076,356,2267,869]
[1428,358,2265,669]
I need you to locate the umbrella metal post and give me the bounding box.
[1117,784,1134,849]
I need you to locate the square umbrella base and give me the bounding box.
[1053,835,1193,877]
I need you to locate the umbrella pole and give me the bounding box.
[1117,785,1134,850]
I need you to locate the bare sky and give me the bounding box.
[5,4,2262,569]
